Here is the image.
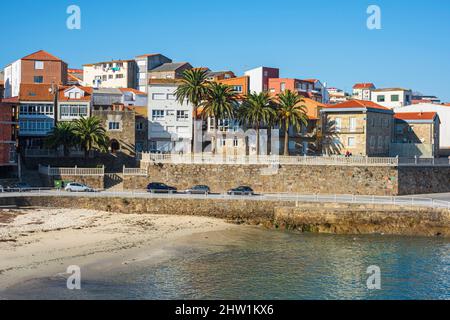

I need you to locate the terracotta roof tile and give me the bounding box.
[394,112,437,121]
[324,99,391,111]
[22,50,62,61]
[353,83,375,89]
[19,84,53,101]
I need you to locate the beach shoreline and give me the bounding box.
[0,207,240,293]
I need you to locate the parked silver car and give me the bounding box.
[64,183,94,193]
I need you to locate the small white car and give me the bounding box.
[64,183,94,193]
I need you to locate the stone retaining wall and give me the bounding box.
[134,163,399,195]
[1,196,449,237]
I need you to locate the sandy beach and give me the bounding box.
[0,207,238,292]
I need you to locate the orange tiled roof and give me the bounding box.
[19,84,53,101]
[119,88,147,95]
[353,83,375,89]
[324,99,391,111]
[301,98,327,120]
[68,68,83,74]
[58,86,93,102]
[22,50,62,61]
[394,112,437,121]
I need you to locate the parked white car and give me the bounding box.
[64,183,94,193]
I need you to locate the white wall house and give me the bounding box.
[371,88,413,109]
[147,81,193,153]
[57,86,92,122]
[244,66,279,94]
[394,103,450,153]
[3,60,22,98]
[352,83,375,101]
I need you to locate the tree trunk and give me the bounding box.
[284,121,289,156]
[256,125,260,157]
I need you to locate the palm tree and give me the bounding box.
[276,90,308,156]
[72,117,109,157]
[200,82,239,154]
[45,122,77,157]
[238,92,276,156]
[175,68,210,153]
[314,118,343,155]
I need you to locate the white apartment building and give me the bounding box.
[244,66,279,93]
[135,54,172,93]
[83,60,137,89]
[147,80,193,153]
[352,83,376,101]
[119,88,147,107]
[371,88,413,109]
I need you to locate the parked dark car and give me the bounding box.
[227,186,255,196]
[185,185,211,195]
[6,183,33,192]
[147,182,177,194]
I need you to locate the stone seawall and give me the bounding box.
[1,196,449,237]
[398,166,450,195]
[133,163,399,196]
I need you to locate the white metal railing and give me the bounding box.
[39,164,105,176]
[123,167,148,176]
[138,153,450,167]
[1,189,449,210]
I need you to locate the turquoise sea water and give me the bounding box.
[2,228,449,300]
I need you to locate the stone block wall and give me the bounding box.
[132,163,399,196]
[398,166,450,195]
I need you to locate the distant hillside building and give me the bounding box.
[352,83,376,101]
[371,88,413,109]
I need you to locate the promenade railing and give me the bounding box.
[38,164,105,176]
[1,189,449,210]
[138,153,450,167]
[123,167,148,176]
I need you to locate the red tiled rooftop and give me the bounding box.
[394,112,437,121]
[119,88,147,95]
[324,99,391,111]
[353,83,375,89]
[22,50,62,61]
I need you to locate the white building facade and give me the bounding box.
[83,60,137,89]
[147,80,193,153]
[371,88,413,109]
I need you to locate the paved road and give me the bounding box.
[1,189,449,209]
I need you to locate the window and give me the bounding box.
[152,93,165,100]
[167,94,176,100]
[349,118,357,131]
[34,76,43,83]
[232,86,243,93]
[378,136,383,148]
[20,104,54,115]
[166,110,175,116]
[35,61,44,70]
[102,75,107,81]
[177,110,189,121]
[109,75,114,79]
[60,104,87,118]
[391,95,399,102]
[136,122,144,131]
[280,82,286,91]
[108,122,120,130]
[377,95,385,102]
[233,137,239,147]
[347,137,355,147]
[370,136,376,148]
[334,118,342,131]
[152,110,165,121]
[116,74,124,79]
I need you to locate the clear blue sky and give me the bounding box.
[1,0,449,101]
